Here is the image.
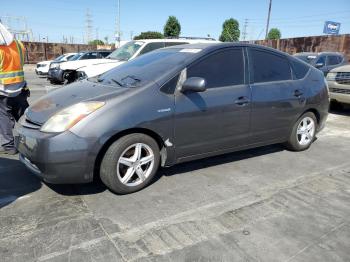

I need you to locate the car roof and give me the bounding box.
[134,38,220,44]
[294,52,343,56]
[163,42,291,57]
[79,50,112,53]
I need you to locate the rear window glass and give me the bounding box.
[290,58,310,79]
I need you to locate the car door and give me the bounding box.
[174,47,251,159]
[248,47,306,144]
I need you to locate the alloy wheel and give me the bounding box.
[117,143,155,187]
[296,116,315,146]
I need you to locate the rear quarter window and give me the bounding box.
[290,58,310,79]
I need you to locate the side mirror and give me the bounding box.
[181,77,207,93]
[315,62,324,68]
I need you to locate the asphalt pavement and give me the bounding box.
[1,66,350,262]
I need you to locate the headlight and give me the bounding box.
[77,71,88,80]
[326,72,337,81]
[40,101,105,133]
[50,63,60,69]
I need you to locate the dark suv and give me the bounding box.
[15,43,329,194]
[294,52,347,76]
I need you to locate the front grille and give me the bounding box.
[22,116,42,130]
[329,87,350,94]
[335,72,350,85]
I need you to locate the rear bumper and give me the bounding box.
[14,124,97,184]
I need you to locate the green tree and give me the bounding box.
[164,16,181,37]
[88,39,104,45]
[219,18,240,42]
[267,28,281,40]
[134,31,164,40]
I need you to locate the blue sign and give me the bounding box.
[323,21,341,35]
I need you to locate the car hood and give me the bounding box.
[37,60,52,65]
[59,59,112,70]
[26,80,129,125]
[329,64,350,73]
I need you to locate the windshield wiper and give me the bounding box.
[110,78,125,87]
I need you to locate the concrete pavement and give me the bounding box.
[1,69,350,261]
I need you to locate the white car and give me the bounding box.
[48,50,112,84]
[76,38,220,81]
[35,53,76,75]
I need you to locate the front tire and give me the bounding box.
[285,112,317,151]
[100,134,160,194]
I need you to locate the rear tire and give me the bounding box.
[285,112,317,151]
[100,134,160,194]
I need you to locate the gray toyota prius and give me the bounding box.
[15,43,329,194]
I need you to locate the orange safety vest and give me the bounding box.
[0,40,25,85]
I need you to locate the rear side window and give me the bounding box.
[327,55,341,66]
[290,58,310,79]
[250,49,292,83]
[165,42,188,47]
[139,42,165,55]
[81,52,98,59]
[187,48,244,88]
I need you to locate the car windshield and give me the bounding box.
[107,41,144,61]
[294,54,317,64]
[69,52,85,61]
[54,55,65,62]
[95,47,200,87]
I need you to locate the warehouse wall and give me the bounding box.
[251,34,350,61]
[22,42,114,63]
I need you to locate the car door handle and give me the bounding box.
[294,90,303,97]
[234,96,250,106]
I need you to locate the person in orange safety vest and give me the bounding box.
[0,21,29,155]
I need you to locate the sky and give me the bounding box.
[1,0,350,44]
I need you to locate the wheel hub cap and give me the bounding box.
[296,116,315,146]
[117,143,155,187]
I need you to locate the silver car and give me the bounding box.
[327,64,350,105]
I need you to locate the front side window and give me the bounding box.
[251,49,292,83]
[327,55,341,66]
[187,48,244,88]
[315,56,326,65]
[139,42,165,55]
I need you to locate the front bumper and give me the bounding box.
[328,81,350,104]
[48,68,64,82]
[14,124,97,184]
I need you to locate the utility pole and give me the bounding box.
[242,19,248,41]
[115,0,121,47]
[85,9,93,44]
[265,0,272,39]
